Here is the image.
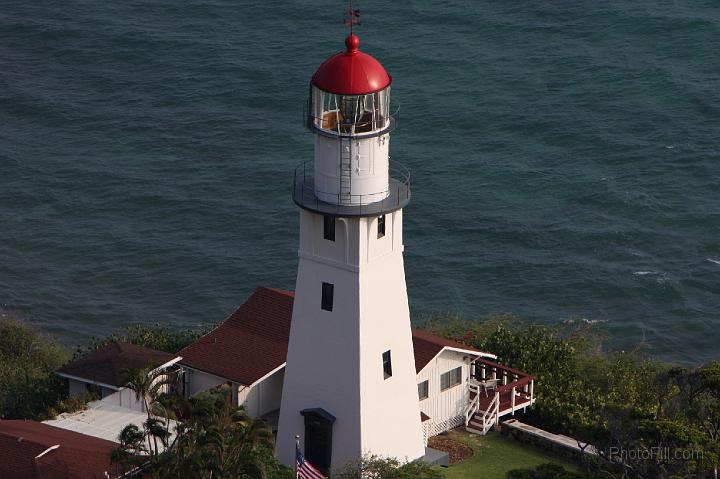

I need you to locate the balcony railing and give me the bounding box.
[292,161,411,217]
[467,358,536,427]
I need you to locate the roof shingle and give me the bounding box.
[57,341,176,388]
[178,287,489,384]
[178,287,294,386]
[0,420,119,479]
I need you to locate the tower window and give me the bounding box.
[377,215,386,238]
[323,215,335,241]
[382,350,392,379]
[418,380,429,400]
[321,282,334,311]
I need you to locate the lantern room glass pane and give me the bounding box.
[311,85,390,135]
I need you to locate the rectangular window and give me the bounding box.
[418,380,429,400]
[321,282,334,311]
[382,350,392,379]
[377,215,386,238]
[323,215,335,241]
[440,367,462,391]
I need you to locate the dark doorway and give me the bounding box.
[301,408,336,474]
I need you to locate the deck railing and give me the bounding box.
[471,358,536,417]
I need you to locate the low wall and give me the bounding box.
[501,419,597,463]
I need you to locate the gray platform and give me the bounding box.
[421,446,450,467]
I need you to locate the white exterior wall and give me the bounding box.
[276,208,425,471]
[185,368,226,396]
[314,134,390,205]
[416,350,472,437]
[68,379,87,397]
[101,387,146,412]
[238,368,284,418]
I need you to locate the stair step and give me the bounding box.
[466,426,484,435]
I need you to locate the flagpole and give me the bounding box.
[295,434,300,479]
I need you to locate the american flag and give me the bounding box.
[296,448,325,479]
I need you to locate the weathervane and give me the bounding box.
[344,0,361,34]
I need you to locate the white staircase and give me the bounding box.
[464,382,500,436]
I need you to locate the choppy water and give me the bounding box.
[1,1,719,365]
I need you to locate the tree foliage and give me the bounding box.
[78,323,209,357]
[507,463,600,479]
[333,455,442,479]
[0,314,70,419]
[427,314,720,479]
[114,386,292,479]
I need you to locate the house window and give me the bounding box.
[382,350,392,379]
[323,215,335,241]
[377,215,386,238]
[321,282,334,311]
[418,380,429,400]
[440,367,462,391]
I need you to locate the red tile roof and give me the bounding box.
[411,328,487,373]
[57,341,176,388]
[179,287,295,386]
[0,420,119,479]
[179,287,490,385]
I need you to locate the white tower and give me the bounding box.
[276,33,425,474]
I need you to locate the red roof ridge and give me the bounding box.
[410,328,484,352]
[257,286,294,297]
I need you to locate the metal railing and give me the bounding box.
[303,102,400,139]
[292,160,411,217]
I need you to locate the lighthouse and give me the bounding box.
[276,33,425,472]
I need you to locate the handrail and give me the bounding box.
[496,376,533,394]
[479,392,500,434]
[463,382,481,426]
[472,357,536,381]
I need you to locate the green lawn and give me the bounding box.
[437,430,580,479]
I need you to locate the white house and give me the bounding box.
[50,341,182,448]
[56,341,181,413]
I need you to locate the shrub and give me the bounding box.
[0,314,70,419]
[333,455,442,479]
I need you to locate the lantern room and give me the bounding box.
[308,34,394,137]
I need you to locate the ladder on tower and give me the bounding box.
[340,140,352,204]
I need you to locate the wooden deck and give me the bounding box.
[471,389,533,414]
[464,358,536,435]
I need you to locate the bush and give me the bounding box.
[0,314,70,419]
[39,390,100,420]
[507,463,599,479]
[333,455,442,479]
[77,323,209,357]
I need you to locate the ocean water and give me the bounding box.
[1,0,718,365]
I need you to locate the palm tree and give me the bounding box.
[124,364,179,457]
[152,386,285,479]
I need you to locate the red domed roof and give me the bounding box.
[311,34,392,95]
